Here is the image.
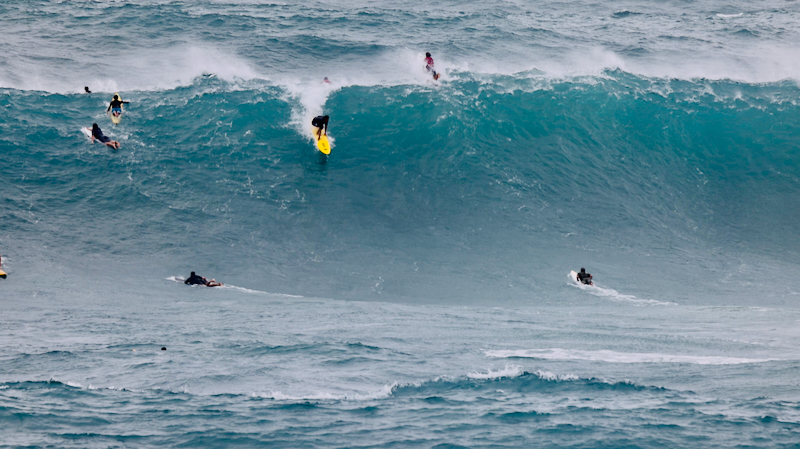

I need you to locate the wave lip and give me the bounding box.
[485,348,779,365]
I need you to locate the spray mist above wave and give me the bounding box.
[0,45,265,94]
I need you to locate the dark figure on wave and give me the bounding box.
[312,115,329,140]
[185,271,223,287]
[424,52,440,81]
[84,86,91,94]
[577,268,593,286]
[107,94,129,117]
[90,123,121,149]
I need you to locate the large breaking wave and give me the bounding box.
[1,69,799,302]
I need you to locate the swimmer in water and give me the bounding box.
[90,123,121,149]
[184,271,223,287]
[106,94,129,117]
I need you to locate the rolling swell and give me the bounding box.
[1,71,799,302]
[4,372,796,447]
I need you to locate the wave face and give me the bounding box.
[2,72,799,302]
[3,1,800,447]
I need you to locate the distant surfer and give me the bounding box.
[323,77,331,84]
[184,271,223,287]
[90,123,121,149]
[84,86,91,94]
[576,268,593,286]
[424,52,440,81]
[106,94,128,117]
[312,115,329,139]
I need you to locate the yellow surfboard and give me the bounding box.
[109,92,123,124]
[0,270,6,279]
[316,135,331,154]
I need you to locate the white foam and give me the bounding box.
[467,364,524,380]
[485,348,778,365]
[282,79,337,147]
[716,13,744,18]
[253,382,396,401]
[533,370,580,381]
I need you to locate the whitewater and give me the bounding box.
[2,0,800,447]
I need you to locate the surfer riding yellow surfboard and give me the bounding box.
[312,115,331,154]
[107,93,129,124]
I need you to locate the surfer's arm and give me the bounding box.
[106,104,112,112]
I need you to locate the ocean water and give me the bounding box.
[2,0,800,447]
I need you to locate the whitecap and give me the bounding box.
[467,364,524,380]
[252,382,397,402]
[485,348,778,365]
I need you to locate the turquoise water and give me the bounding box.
[2,0,800,447]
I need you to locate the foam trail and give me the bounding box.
[165,277,302,298]
[485,349,779,365]
[568,272,675,306]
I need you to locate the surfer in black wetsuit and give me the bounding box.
[577,268,593,285]
[106,94,129,117]
[312,115,329,139]
[90,123,121,149]
[184,271,223,287]
[84,86,91,94]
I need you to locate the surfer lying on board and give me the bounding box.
[184,271,223,287]
[577,268,593,285]
[425,52,440,80]
[90,123,121,149]
[106,94,129,117]
[312,115,329,139]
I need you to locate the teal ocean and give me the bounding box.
[2,1,800,447]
